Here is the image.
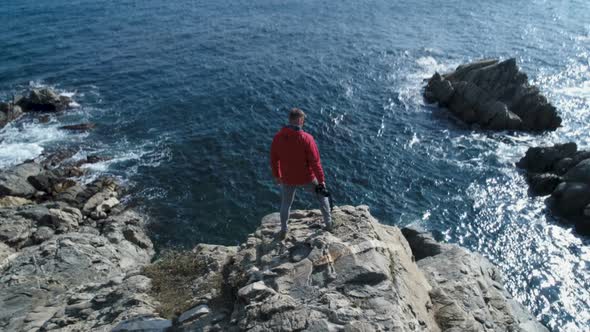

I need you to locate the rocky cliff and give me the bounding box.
[0,156,549,331]
[0,158,158,332]
[119,206,547,332]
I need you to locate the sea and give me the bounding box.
[1,0,589,330]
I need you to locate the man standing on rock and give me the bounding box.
[270,108,332,238]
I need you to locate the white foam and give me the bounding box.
[555,80,590,98]
[0,121,69,169]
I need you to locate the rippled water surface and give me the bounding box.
[1,1,590,330]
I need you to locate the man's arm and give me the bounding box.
[270,134,282,182]
[306,136,325,184]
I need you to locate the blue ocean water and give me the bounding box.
[1,0,589,330]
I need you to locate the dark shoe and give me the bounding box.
[277,229,287,240]
[324,223,333,232]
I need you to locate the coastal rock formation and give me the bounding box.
[0,160,157,331]
[424,58,561,131]
[0,87,75,129]
[134,206,546,332]
[16,88,73,113]
[517,142,590,234]
[0,102,23,128]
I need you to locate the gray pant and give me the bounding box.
[280,181,332,231]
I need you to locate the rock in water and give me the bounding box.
[425,58,561,131]
[0,102,23,128]
[59,123,96,131]
[517,143,590,235]
[16,88,73,112]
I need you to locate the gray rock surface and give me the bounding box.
[16,88,73,113]
[0,102,23,128]
[0,162,43,197]
[0,161,156,332]
[425,58,561,131]
[517,142,590,234]
[403,226,548,332]
[148,206,547,332]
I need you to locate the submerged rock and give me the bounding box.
[59,123,96,131]
[425,58,561,131]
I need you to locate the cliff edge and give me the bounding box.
[129,205,547,332]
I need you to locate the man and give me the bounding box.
[270,108,332,238]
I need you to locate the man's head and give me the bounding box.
[289,108,305,126]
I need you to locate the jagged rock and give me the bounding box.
[401,226,443,260]
[0,242,15,265]
[0,102,23,128]
[178,304,210,323]
[16,204,52,224]
[75,155,112,167]
[518,143,590,234]
[0,196,33,208]
[38,275,160,331]
[0,225,154,331]
[165,206,545,332]
[425,58,561,131]
[527,173,562,196]
[32,226,55,244]
[517,142,577,173]
[83,190,118,214]
[122,225,152,249]
[0,210,32,247]
[48,207,82,233]
[39,148,78,168]
[403,227,548,332]
[0,162,43,197]
[16,88,73,112]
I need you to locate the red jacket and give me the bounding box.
[270,126,325,185]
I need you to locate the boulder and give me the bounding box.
[32,226,55,244]
[75,154,112,167]
[424,73,454,105]
[0,196,33,208]
[0,242,15,265]
[48,207,82,233]
[550,182,590,218]
[516,143,577,173]
[563,159,590,184]
[526,173,562,196]
[0,162,44,197]
[0,102,23,128]
[425,58,561,131]
[16,88,72,112]
[0,210,32,247]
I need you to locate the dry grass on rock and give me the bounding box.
[142,250,202,319]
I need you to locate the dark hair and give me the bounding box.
[289,108,306,122]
